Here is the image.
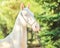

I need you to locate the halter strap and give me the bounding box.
[21,12,36,26]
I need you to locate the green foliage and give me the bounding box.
[0,0,60,48]
[0,0,20,38]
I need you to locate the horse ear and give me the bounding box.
[27,2,30,9]
[20,3,24,10]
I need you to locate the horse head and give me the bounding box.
[19,3,40,32]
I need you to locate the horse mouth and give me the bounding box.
[32,26,40,32]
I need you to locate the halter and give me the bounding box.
[21,12,36,26]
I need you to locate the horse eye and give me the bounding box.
[25,14,28,16]
[25,14,30,17]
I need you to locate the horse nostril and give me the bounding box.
[35,26,37,28]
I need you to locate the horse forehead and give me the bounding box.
[24,8,33,15]
[23,8,29,13]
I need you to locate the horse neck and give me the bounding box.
[11,13,27,38]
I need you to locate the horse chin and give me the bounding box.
[32,27,40,32]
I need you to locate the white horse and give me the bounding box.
[0,3,40,48]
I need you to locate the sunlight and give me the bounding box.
[1,42,11,48]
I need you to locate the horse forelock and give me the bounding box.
[22,8,34,16]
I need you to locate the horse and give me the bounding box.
[0,3,40,48]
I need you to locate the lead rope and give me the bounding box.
[34,32,41,47]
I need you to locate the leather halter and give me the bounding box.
[21,12,36,26]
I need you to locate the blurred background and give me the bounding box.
[0,0,60,48]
